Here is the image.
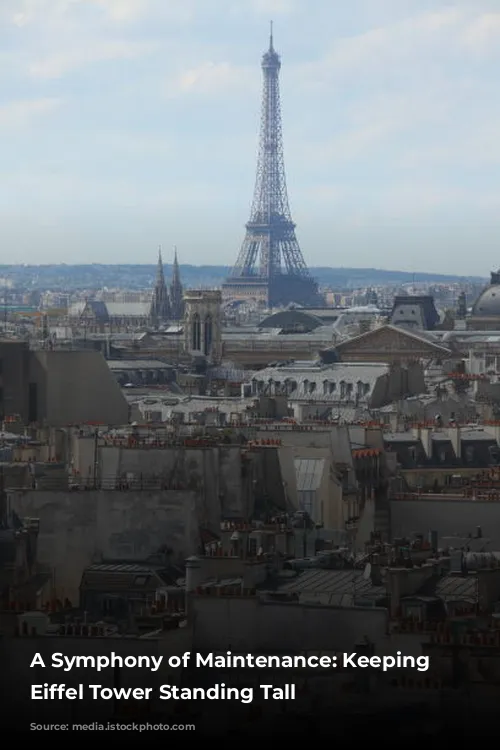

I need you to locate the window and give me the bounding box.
[204,315,212,355]
[485,356,495,370]
[191,314,201,350]
[465,446,475,463]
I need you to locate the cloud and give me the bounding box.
[89,0,150,22]
[27,39,157,78]
[0,98,60,129]
[166,62,256,97]
[461,12,500,52]
[249,0,295,14]
[297,8,466,87]
[8,0,151,26]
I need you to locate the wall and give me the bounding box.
[7,489,200,601]
[390,499,500,547]
[98,445,244,520]
[0,341,30,421]
[33,350,129,426]
[192,596,388,652]
[277,446,299,510]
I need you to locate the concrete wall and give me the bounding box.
[98,445,244,520]
[192,596,388,652]
[7,489,200,601]
[0,341,31,420]
[277,446,299,511]
[390,499,500,547]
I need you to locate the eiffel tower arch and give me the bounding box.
[222,27,319,308]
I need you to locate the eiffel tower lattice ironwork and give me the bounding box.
[223,25,318,308]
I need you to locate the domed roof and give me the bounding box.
[472,271,500,317]
[258,309,324,332]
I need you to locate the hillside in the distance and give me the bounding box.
[0,264,486,291]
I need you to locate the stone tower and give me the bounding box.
[184,290,222,362]
[169,247,184,321]
[150,246,170,326]
[456,291,467,320]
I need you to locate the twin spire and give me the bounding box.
[152,245,184,324]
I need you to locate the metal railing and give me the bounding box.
[9,474,194,492]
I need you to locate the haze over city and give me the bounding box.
[2,0,500,274]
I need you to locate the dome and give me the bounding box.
[472,271,500,317]
[258,309,324,333]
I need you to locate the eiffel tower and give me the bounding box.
[222,26,319,308]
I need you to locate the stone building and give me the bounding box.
[67,248,184,333]
[0,340,128,426]
[468,269,500,330]
[184,290,222,363]
[150,247,171,326]
[389,295,440,331]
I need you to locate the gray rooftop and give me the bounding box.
[107,359,173,370]
[275,568,386,607]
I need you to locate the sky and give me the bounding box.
[2,0,500,275]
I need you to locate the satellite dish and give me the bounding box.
[363,563,372,580]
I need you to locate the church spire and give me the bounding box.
[150,245,170,326]
[156,245,166,283]
[169,246,184,321]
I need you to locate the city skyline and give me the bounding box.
[2,0,500,274]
